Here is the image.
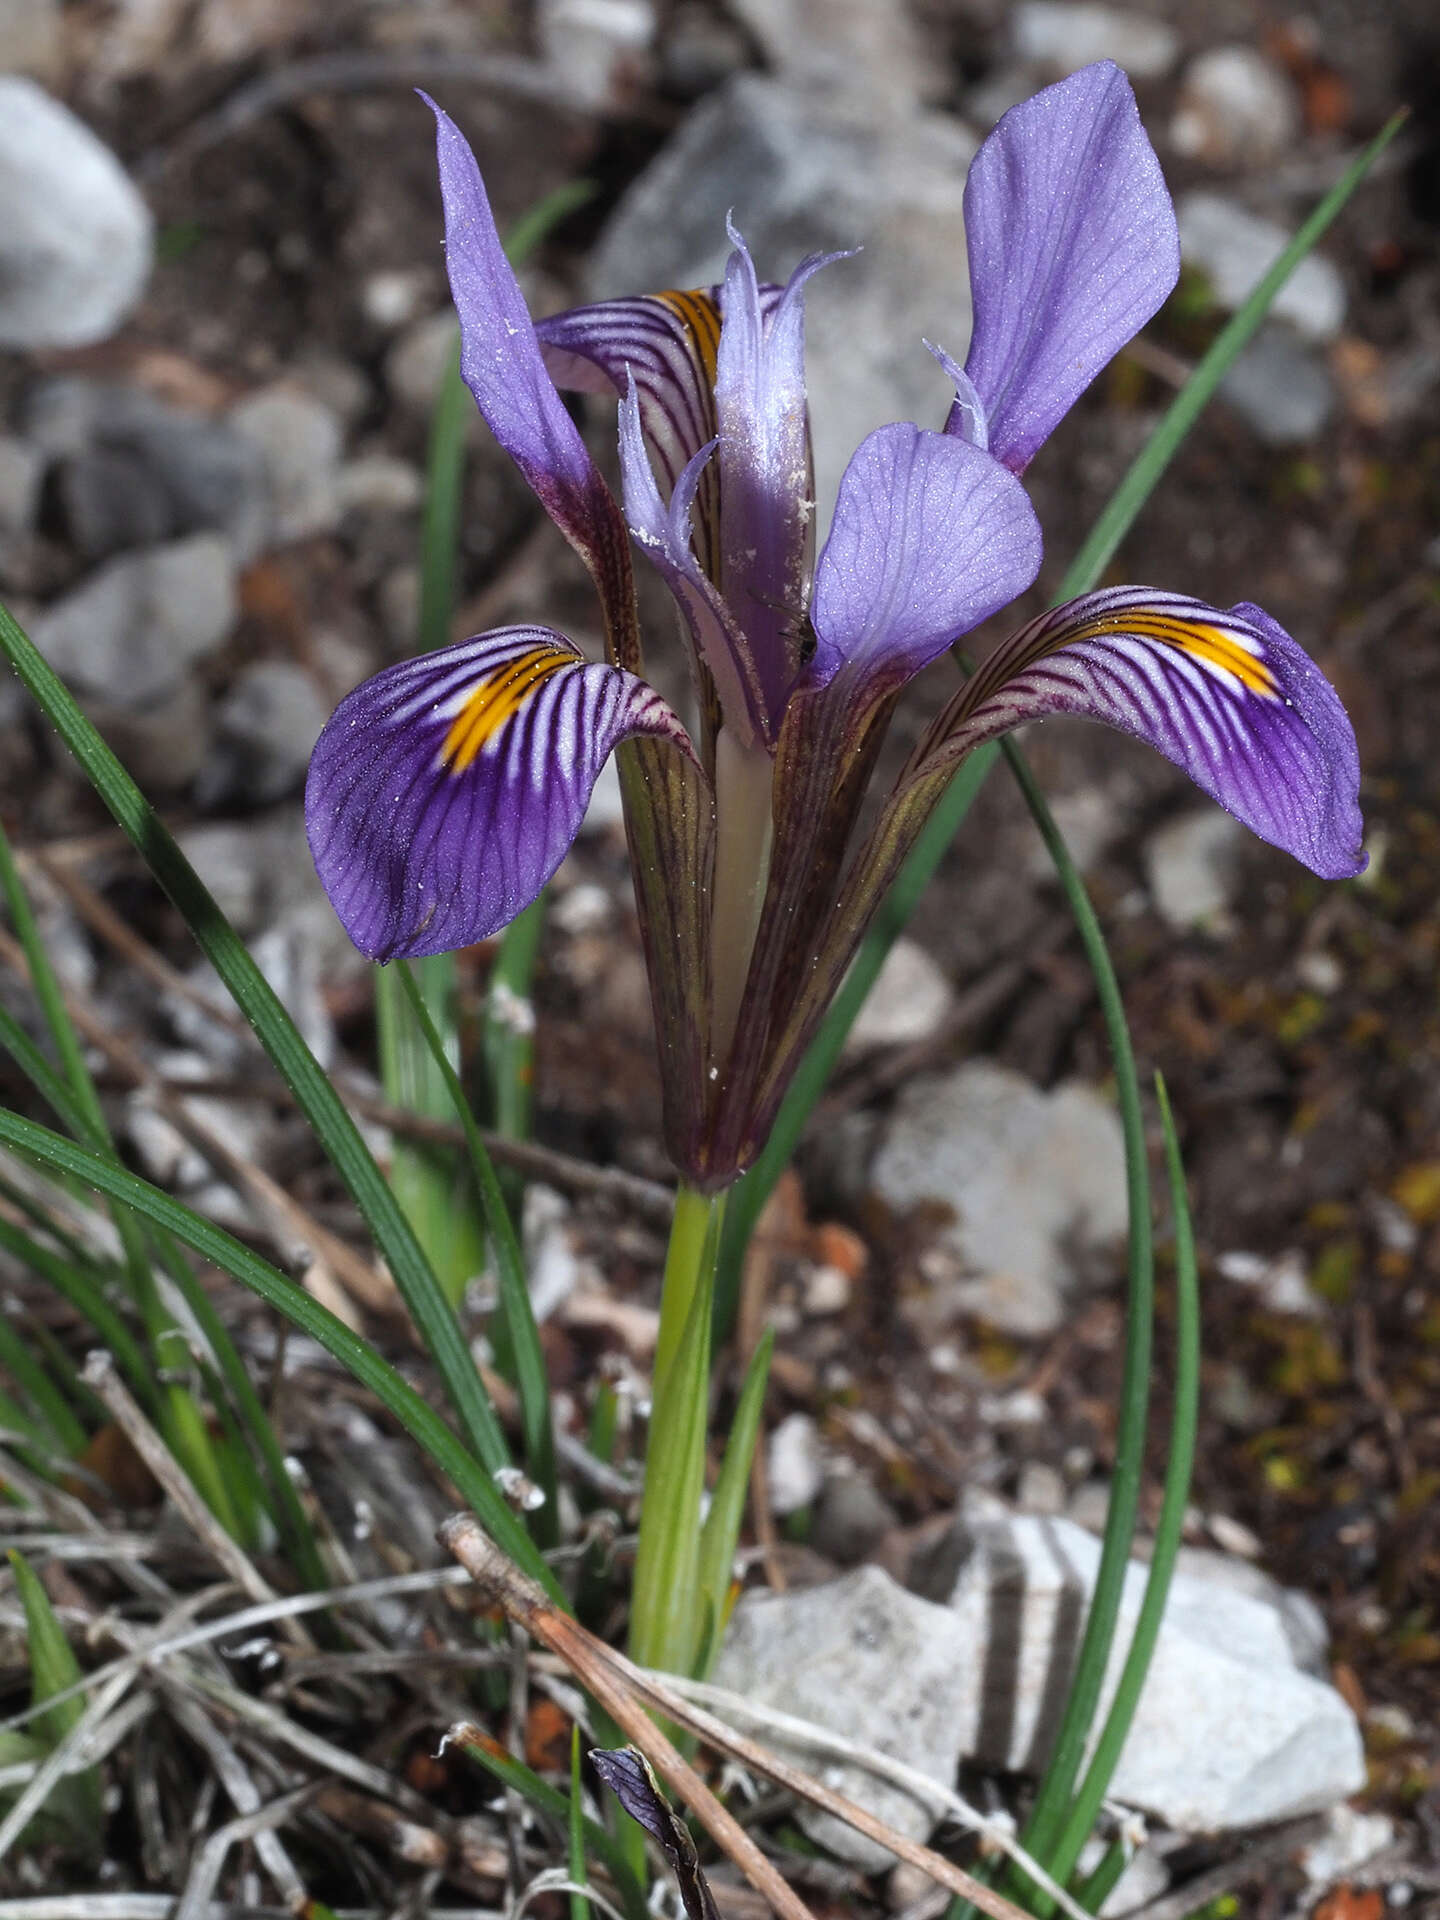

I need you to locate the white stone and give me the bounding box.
[1299,1803,1396,1888]
[209,660,332,805]
[1219,326,1335,447]
[714,1566,974,1869]
[0,79,154,348]
[1143,808,1246,930]
[386,309,462,414]
[587,75,976,527]
[1172,46,1302,169]
[767,1411,825,1516]
[1024,785,1123,879]
[362,268,431,331]
[941,1512,1365,1832]
[1011,3,1179,81]
[537,0,655,111]
[872,1061,1127,1335]
[229,383,344,544]
[1217,1246,1324,1317]
[844,938,952,1055]
[1178,193,1347,344]
[31,533,236,708]
[337,454,424,515]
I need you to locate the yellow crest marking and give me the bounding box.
[654,289,723,391]
[441,648,571,773]
[1074,611,1280,700]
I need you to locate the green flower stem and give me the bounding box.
[629,1184,726,1679]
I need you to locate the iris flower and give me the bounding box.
[307,61,1363,1191]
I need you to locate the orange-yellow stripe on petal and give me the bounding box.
[441,647,571,772]
[654,289,723,391]
[1070,609,1281,699]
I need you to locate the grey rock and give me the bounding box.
[125,1049,271,1226]
[1011,3,1179,80]
[871,1061,1127,1335]
[86,673,211,791]
[1143,808,1245,930]
[844,937,952,1056]
[0,0,62,80]
[1172,46,1302,169]
[713,1566,973,1869]
[337,454,424,516]
[385,310,461,415]
[203,660,332,806]
[728,0,937,115]
[811,1473,897,1567]
[25,378,268,560]
[1218,324,1335,447]
[0,438,43,537]
[175,821,274,934]
[1174,1546,1331,1676]
[587,74,976,522]
[1015,1461,1066,1516]
[0,79,154,348]
[1178,193,1347,344]
[229,383,344,544]
[32,533,237,709]
[659,2,751,99]
[942,1510,1365,1832]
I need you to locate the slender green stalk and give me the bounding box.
[0,1103,563,1601]
[570,1726,591,1920]
[990,739,1153,1910]
[695,1328,772,1676]
[0,1315,84,1456]
[484,893,546,1157]
[10,1548,102,1835]
[1037,1075,1200,1914]
[0,599,510,1479]
[395,959,558,1545]
[629,1186,725,1678]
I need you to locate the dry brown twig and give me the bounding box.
[438,1515,1039,1920]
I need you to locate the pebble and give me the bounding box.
[1016,1460,1066,1516]
[385,310,461,416]
[1219,324,1336,447]
[202,660,332,807]
[26,378,269,560]
[362,268,433,332]
[0,0,62,80]
[872,1061,1127,1335]
[0,438,42,537]
[803,1262,851,1317]
[767,1411,825,1515]
[0,79,154,348]
[337,454,424,517]
[1010,2,1179,80]
[1298,1804,1396,1889]
[810,1472,897,1567]
[727,0,937,115]
[658,2,751,99]
[1172,45,1303,169]
[89,672,212,791]
[843,937,952,1055]
[1023,783,1123,879]
[229,383,345,544]
[1216,1246,1324,1317]
[536,0,656,111]
[31,533,237,709]
[587,74,977,525]
[1177,192,1347,344]
[1142,807,1246,930]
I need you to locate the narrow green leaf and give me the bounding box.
[0,598,509,1479]
[695,1328,772,1678]
[485,892,545,1154]
[452,1724,648,1920]
[0,1314,85,1457]
[395,959,558,1544]
[570,1725,591,1920]
[0,1103,563,1602]
[9,1548,101,1831]
[1039,1073,1201,1914]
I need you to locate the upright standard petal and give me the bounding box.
[809,422,1043,692]
[924,588,1366,879]
[961,61,1179,473]
[427,99,633,638]
[714,233,839,728]
[306,627,696,962]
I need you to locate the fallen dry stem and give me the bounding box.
[438,1516,1036,1920]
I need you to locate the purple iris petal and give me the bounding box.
[932,587,1365,879]
[809,422,1043,690]
[714,231,841,727]
[305,626,695,962]
[618,378,770,747]
[427,98,628,598]
[961,61,1179,473]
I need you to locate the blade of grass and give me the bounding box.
[0,1315,85,1457]
[570,1726,591,1920]
[695,1328,773,1679]
[395,958,558,1546]
[0,598,510,1481]
[485,892,546,1155]
[9,1548,101,1834]
[1036,1073,1200,1915]
[713,109,1405,1344]
[0,1104,563,1601]
[452,1724,648,1920]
